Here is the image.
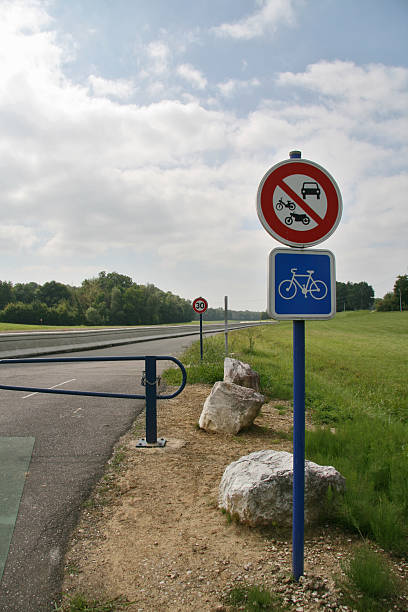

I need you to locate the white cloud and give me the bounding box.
[0,1,61,90]
[144,40,171,75]
[217,78,260,97]
[277,61,408,115]
[1,0,52,34]
[176,63,207,90]
[0,225,38,251]
[137,39,207,101]
[88,75,135,100]
[213,0,297,40]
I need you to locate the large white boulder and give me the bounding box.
[218,450,345,527]
[199,381,265,435]
[224,357,260,392]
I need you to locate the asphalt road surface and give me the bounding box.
[0,334,201,612]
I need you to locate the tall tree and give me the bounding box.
[336,281,374,311]
[97,271,133,292]
[0,281,13,309]
[394,275,408,310]
[376,292,399,311]
[13,282,39,304]
[110,286,126,324]
[37,281,72,307]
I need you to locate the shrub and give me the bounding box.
[163,335,225,386]
[85,307,105,326]
[225,583,285,611]
[0,301,48,324]
[55,593,133,611]
[340,545,401,611]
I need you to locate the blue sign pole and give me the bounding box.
[259,149,341,582]
[293,319,305,580]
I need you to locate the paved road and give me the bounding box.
[0,334,200,612]
[0,322,265,359]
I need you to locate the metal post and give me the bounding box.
[289,150,302,159]
[200,313,203,360]
[292,319,305,580]
[145,355,157,444]
[224,295,228,356]
[289,148,306,580]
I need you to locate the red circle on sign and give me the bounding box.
[257,159,342,247]
[193,297,208,314]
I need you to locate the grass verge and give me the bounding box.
[339,544,403,611]
[224,583,286,611]
[54,593,133,611]
[163,311,408,557]
[306,417,408,555]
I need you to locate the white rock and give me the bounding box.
[218,450,345,527]
[199,381,265,434]
[224,357,260,392]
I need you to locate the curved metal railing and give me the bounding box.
[0,355,187,445]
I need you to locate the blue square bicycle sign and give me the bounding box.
[268,248,336,320]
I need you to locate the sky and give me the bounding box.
[1,0,407,311]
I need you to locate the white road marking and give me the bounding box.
[22,379,76,399]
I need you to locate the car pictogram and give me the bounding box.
[301,181,320,199]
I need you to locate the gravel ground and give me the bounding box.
[60,384,408,611]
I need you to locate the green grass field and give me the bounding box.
[258,310,408,423]
[164,311,408,557]
[0,323,97,332]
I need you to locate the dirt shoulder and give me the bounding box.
[60,384,408,611]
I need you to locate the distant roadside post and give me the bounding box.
[224,295,228,357]
[192,297,208,360]
[256,150,342,581]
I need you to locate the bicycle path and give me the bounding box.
[0,437,35,581]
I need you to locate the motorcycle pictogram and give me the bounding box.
[276,197,296,211]
[285,212,310,226]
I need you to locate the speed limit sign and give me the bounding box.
[193,297,208,314]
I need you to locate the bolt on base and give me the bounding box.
[136,437,167,448]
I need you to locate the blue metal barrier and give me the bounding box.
[0,355,187,447]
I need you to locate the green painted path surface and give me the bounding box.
[0,436,35,581]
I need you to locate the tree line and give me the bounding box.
[1,271,400,327]
[199,307,267,321]
[336,275,408,312]
[0,271,263,326]
[375,275,408,311]
[0,272,193,326]
[336,281,374,312]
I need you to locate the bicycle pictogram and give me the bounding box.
[278,268,328,300]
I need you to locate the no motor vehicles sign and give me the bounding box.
[257,158,342,247]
